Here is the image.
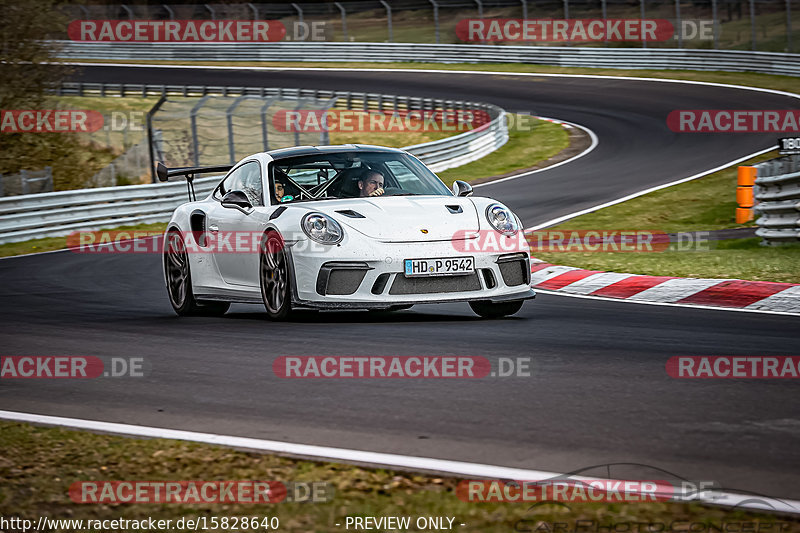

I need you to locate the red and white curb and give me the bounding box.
[530,261,800,315]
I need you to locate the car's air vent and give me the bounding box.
[336,210,366,218]
[446,205,463,214]
[269,206,287,220]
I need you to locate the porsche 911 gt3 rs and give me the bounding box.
[160,145,534,320]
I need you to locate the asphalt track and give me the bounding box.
[1,65,799,500]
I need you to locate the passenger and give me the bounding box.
[358,170,384,197]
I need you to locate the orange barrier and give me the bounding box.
[735,166,757,223]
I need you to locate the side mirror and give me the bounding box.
[156,162,169,182]
[221,190,253,210]
[452,180,473,197]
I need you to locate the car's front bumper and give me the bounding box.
[287,237,534,310]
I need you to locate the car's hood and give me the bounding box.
[312,196,480,242]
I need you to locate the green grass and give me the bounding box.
[533,152,800,283]
[439,116,569,187]
[0,222,168,258]
[2,421,796,533]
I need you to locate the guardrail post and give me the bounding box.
[45,167,53,193]
[640,0,646,48]
[787,0,793,52]
[379,0,393,42]
[260,96,277,151]
[675,0,683,48]
[205,4,216,20]
[712,0,719,49]
[147,95,167,183]
[226,95,253,165]
[293,98,307,146]
[292,3,304,25]
[601,0,607,44]
[334,2,347,41]
[429,0,440,44]
[20,170,28,195]
[247,2,258,19]
[190,95,211,167]
[474,0,483,18]
[520,0,527,18]
[749,0,757,50]
[120,4,134,19]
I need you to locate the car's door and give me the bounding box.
[207,161,268,287]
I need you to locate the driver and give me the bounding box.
[358,170,384,197]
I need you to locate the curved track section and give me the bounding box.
[1,65,798,499]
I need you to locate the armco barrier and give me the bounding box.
[754,154,800,245]
[0,87,507,244]
[54,42,800,77]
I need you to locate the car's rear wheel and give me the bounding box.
[469,300,524,319]
[260,231,292,321]
[164,229,230,316]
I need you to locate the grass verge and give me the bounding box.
[0,222,168,259]
[2,421,797,533]
[533,152,800,283]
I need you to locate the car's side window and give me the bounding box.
[215,161,263,206]
[239,162,264,207]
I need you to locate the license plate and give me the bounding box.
[404,257,474,277]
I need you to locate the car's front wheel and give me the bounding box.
[164,229,230,316]
[260,231,292,321]
[469,299,524,319]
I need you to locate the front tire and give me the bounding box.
[469,300,524,319]
[260,231,292,321]
[164,229,230,316]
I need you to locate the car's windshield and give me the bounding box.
[269,151,451,204]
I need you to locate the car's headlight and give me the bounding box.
[302,213,344,244]
[486,203,520,236]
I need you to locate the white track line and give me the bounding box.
[1,409,798,515]
[472,117,599,188]
[525,146,777,231]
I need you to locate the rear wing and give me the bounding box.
[156,162,233,202]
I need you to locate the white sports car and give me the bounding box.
[159,145,534,320]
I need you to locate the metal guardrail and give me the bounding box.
[1,85,507,244]
[754,154,800,244]
[0,167,54,197]
[55,42,800,77]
